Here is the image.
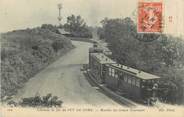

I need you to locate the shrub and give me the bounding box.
[19,93,63,107]
[52,41,64,52]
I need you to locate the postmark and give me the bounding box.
[138,2,162,33]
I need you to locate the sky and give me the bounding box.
[0,0,183,37]
[0,0,137,32]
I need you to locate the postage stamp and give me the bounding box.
[138,2,163,33]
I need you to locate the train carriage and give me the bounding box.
[104,63,161,102]
[88,44,164,104]
[88,42,116,84]
[89,52,115,83]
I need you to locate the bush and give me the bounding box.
[19,93,63,107]
[52,41,64,52]
[41,24,60,34]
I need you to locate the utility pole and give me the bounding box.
[57,3,62,26]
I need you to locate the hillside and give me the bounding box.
[1,28,74,100]
[98,17,184,104]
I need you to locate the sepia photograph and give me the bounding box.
[0,0,184,116]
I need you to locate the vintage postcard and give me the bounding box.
[0,0,184,117]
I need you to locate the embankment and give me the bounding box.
[0,28,74,100]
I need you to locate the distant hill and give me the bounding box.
[1,27,74,100]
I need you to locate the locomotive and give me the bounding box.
[88,42,172,105]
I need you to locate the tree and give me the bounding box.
[98,17,184,104]
[64,15,85,32]
[64,15,92,38]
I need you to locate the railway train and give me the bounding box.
[88,42,177,105]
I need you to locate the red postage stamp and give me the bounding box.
[138,2,162,33]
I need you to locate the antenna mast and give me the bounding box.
[57,3,62,26]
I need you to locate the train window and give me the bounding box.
[114,70,118,78]
[109,68,111,76]
[112,69,115,73]
[124,75,127,82]
[109,67,111,72]
[136,79,140,87]
[132,79,136,86]
[119,72,123,77]
[128,78,131,84]
[112,68,115,77]
[119,72,123,80]
[112,73,114,77]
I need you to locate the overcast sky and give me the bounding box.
[0,0,183,37]
[0,0,137,32]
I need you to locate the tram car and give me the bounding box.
[89,41,115,83]
[104,63,160,102]
[88,44,163,104]
[89,52,116,83]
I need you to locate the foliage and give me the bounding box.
[20,93,63,107]
[52,41,64,52]
[41,24,60,34]
[8,93,63,107]
[98,17,184,104]
[1,28,74,99]
[64,15,92,38]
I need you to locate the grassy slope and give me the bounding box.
[1,28,74,100]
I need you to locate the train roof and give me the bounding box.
[108,64,161,80]
[90,53,116,64]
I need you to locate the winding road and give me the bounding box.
[13,41,121,107]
